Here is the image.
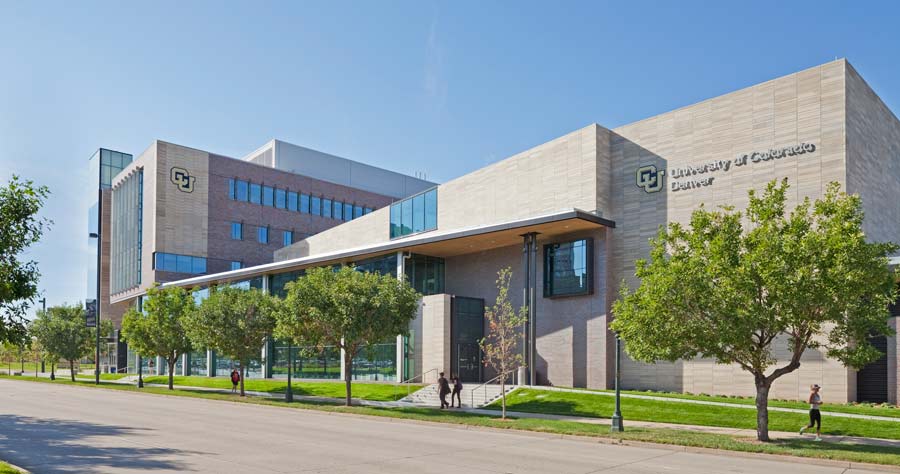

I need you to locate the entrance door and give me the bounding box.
[451,296,485,383]
[857,336,888,403]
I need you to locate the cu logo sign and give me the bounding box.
[170,167,196,193]
[636,165,665,193]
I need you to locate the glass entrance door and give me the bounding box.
[451,296,485,383]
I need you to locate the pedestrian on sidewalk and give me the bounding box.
[450,375,463,408]
[438,372,451,409]
[230,368,240,394]
[799,384,823,441]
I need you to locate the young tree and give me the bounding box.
[277,266,420,406]
[30,303,96,382]
[0,176,51,346]
[479,267,527,419]
[612,179,898,442]
[121,284,195,390]
[185,286,276,396]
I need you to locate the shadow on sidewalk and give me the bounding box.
[0,414,199,473]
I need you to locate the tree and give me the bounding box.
[121,284,195,390]
[185,286,276,396]
[479,267,527,419]
[277,266,420,406]
[30,304,95,382]
[0,175,51,346]
[611,179,898,441]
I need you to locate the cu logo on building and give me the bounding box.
[170,167,196,193]
[636,165,665,193]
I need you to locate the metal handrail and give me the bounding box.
[395,368,438,399]
[469,370,516,408]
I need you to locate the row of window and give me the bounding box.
[390,188,438,239]
[154,252,207,274]
[227,178,374,221]
[230,222,295,247]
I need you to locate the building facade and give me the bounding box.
[157,59,900,403]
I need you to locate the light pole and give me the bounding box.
[137,354,144,388]
[285,340,293,403]
[610,334,624,432]
[89,231,100,385]
[38,296,46,373]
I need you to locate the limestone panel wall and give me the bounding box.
[608,59,853,402]
[420,294,451,384]
[155,141,210,258]
[444,228,609,388]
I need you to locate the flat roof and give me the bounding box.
[161,209,614,289]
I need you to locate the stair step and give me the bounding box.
[400,383,517,408]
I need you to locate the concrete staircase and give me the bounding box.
[400,383,517,408]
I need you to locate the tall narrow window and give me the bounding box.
[334,200,343,220]
[300,193,310,213]
[263,186,274,206]
[230,222,243,240]
[235,180,249,201]
[311,196,321,215]
[257,226,269,244]
[287,191,298,211]
[228,178,235,200]
[250,183,261,204]
[275,188,286,209]
[283,230,293,247]
[323,198,332,218]
[344,202,353,220]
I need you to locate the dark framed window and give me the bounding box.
[283,230,293,247]
[154,252,207,275]
[235,180,249,201]
[390,203,401,238]
[334,200,343,220]
[287,191,298,211]
[263,186,274,206]
[230,261,242,271]
[344,203,353,220]
[354,205,363,219]
[364,207,373,215]
[250,183,261,204]
[230,222,243,240]
[257,226,269,244]
[228,178,235,200]
[300,193,310,213]
[275,188,286,209]
[323,198,332,218]
[543,238,593,298]
[311,196,321,215]
[390,187,438,239]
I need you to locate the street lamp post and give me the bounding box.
[89,231,100,385]
[285,341,293,403]
[610,334,624,432]
[137,354,144,388]
[38,296,46,373]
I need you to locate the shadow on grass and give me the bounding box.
[0,415,199,473]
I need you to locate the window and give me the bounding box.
[235,180,249,201]
[334,200,343,220]
[228,178,235,200]
[323,198,332,218]
[354,205,363,219]
[230,261,242,271]
[390,188,438,238]
[230,222,243,240]
[300,193,310,213]
[257,226,269,244]
[263,186,274,206]
[250,183,261,204]
[364,207,373,215]
[154,252,207,275]
[344,203,353,220]
[283,230,293,247]
[311,196,321,215]
[287,191,298,211]
[275,188,286,209]
[543,238,593,298]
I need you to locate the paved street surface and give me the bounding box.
[0,379,889,473]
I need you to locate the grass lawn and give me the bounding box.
[74,373,130,380]
[138,375,421,401]
[487,388,900,440]
[574,387,900,419]
[0,461,19,474]
[2,375,899,467]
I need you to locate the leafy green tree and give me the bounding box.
[479,267,527,419]
[277,266,420,406]
[185,286,276,396]
[122,284,195,390]
[30,303,95,381]
[0,176,51,345]
[612,179,898,442]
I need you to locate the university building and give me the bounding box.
[102,59,900,403]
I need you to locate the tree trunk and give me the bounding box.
[755,377,771,442]
[69,360,76,382]
[344,350,353,406]
[167,358,176,390]
[500,376,506,419]
[50,362,55,380]
[240,362,246,397]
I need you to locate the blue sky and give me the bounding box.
[1,1,899,315]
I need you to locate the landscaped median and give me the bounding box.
[3,375,900,468]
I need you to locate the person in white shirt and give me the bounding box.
[799,384,823,441]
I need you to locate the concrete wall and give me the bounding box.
[609,59,854,402]
[420,294,451,384]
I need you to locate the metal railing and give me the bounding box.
[394,368,438,400]
[469,370,516,408]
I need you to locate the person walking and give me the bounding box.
[450,375,463,408]
[799,384,823,441]
[230,368,240,394]
[438,372,451,409]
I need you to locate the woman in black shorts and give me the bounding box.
[799,384,822,441]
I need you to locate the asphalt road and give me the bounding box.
[0,379,888,474]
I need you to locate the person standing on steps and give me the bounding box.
[438,372,451,409]
[799,384,823,441]
[450,375,463,408]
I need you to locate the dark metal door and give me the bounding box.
[456,343,482,383]
[451,296,485,383]
[857,336,888,403]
